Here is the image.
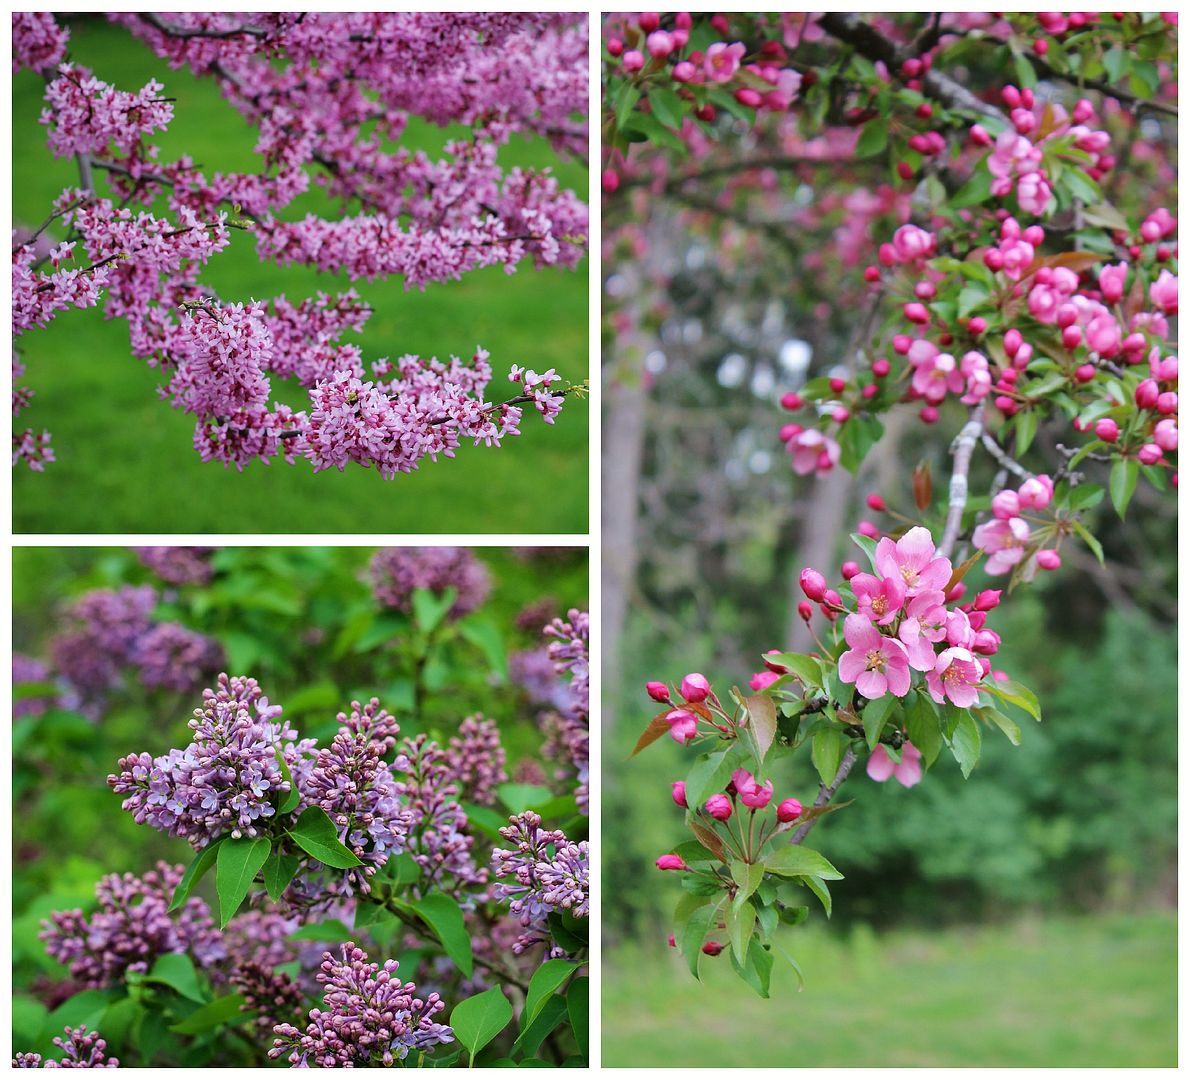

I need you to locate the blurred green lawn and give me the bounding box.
[602,913,1176,1067]
[12,17,589,533]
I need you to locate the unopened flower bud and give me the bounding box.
[656,854,687,871]
[799,567,827,602]
[681,672,711,702]
[646,681,671,702]
[1036,548,1061,571]
[705,793,733,821]
[776,798,803,823]
[973,589,1002,611]
[672,781,688,808]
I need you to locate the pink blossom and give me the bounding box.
[1086,314,1122,357]
[1016,171,1053,215]
[1150,270,1178,314]
[911,350,964,404]
[1017,475,1053,509]
[891,225,934,262]
[837,613,912,700]
[680,672,710,702]
[666,708,699,744]
[896,589,948,671]
[749,670,780,692]
[1154,419,1178,452]
[972,516,1031,575]
[704,41,745,82]
[731,769,774,810]
[925,647,984,708]
[1099,262,1128,303]
[866,742,923,787]
[850,572,905,626]
[992,490,1021,519]
[646,681,670,703]
[788,429,840,475]
[671,781,687,807]
[776,798,803,822]
[874,526,953,596]
[656,854,687,871]
[704,793,733,820]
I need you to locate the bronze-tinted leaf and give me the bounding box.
[630,710,674,757]
[913,461,933,511]
[944,550,983,594]
[690,820,727,861]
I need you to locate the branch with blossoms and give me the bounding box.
[606,11,1175,998]
[12,12,589,476]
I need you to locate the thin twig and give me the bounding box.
[938,411,985,560]
[981,432,1032,481]
[790,750,857,845]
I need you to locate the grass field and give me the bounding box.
[12,17,589,534]
[602,913,1177,1067]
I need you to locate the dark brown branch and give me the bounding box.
[138,12,271,41]
[1028,52,1177,118]
[790,750,857,845]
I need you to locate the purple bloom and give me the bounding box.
[543,610,590,814]
[445,714,507,806]
[134,547,216,586]
[270,944,453,1067]
[13,1026,118,1069]
[131,622,224,693]
[368,547,490,621]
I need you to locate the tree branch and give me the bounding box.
[980,432,1032,481]
[790,749,857,845]
[138,12,271,41]
[938,411,985,560]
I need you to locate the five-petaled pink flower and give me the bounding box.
[874,526,953,596]
[838,613,911,699]
[703,41,745,82]
[896,589,948,670]
[971,517,1031,575]
[925,647,984,708]
[788,428,841,476]
[866,742,923,787]
[666,708,699,744]
[850,572,906,626]
[731,768,774,810]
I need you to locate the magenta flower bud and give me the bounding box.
[968,316,987,335]
[622,49,645,73]
[1157,391,1178,415]
[973,588,1002,611]
[779,422,803,442]
[857,520,880,539]
[904,302,930,324]
[749,670,779,692]
[1036,548,1061,571]
[992,490,1020,519]
[705,793,733,821]
[1154,419,1178,452]
[701,941,724,956]
[638,11,660,31]
[762,650,789,674]
[656,853,687,871]
[967,609,988,630]
[841,560,861,580]
[672,781,688,808]
[1136,379,1161,409]
[776,798,803,823]
[946,581,967,604]
[920,405,940,424]
[646,30,674,57]
[973,629,1002,655]
[672,60,696,82]
[866,492,887,511]
[892,335,912,355]
[601,169,621,194]
[666,709,699,744]
[668,933,677,947]
[832,406,851,424]
[799,567,827,602]
[822,588,843,608]
[872,358,891,377]
[1072,359,1095,380]
[1018,476,1053,510]
[607,36,624,57]
[797,601,813,622]
[1072,97,1095,124]
[646,681,671,703]
[1003,329,1023,357]
[1095,418,1119,442]
[969,123,992,146]
[1137,443,1164,465]
[781,391,803,410]
[734,87,762,108]
[680,672,711,703]
[1154,355,1178,381]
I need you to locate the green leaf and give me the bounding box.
[567,977,589,1060]
[850,532,879,571]
[411,893,473,978]
[861,695,898,750]
[677,899,718,979]
[263,851,301,902]
[730,860,765,911]
[143,952,206,1003]
[40,990,114,1052]
[948,711,982,778]
[495,783,555,814]
[1066,482,1105,510]
[648,86,684,129]
[951,162,994,209]
[274,746,301,814]
[457,617,507,677]
[169,993,247,1034]
[512,995,569,1059]
[983,678,1042,722]
[762,652,822,689]
[975,704,1021,746]
[811,728,844,787]
[169,837,224,913]
[1072,519,1105,566]
[904,691,943,767]
[215,836,272,928]
[287,806,362,869]
[743,694,777,762]
[764,845,844,880]
[732,937,774,999]
[728,898,756,965]
[1110,457,1139,519]
[855,116,888,158]
[957,285,989,321]
[1015,409,1038,456]
[450,987,513,1065]
[523,959,578,1029]
[411,586,456,634]
[803,874,833,917]
[683,748,735,811]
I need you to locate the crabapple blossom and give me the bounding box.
[925,648,984,708]
[838,613,912,699]
[866,743,923,788]
[776,798,803,823]
[705,793,733,820]
[731,769,774,810]
[874,527,953,596]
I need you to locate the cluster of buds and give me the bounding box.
[972,474,1063,576]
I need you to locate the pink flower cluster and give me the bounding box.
[41,63,173,159]
[11,11,69,73]
[972,474,1064,576]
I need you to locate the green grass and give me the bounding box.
[12,17,588,533]
[602,913,1177,1067]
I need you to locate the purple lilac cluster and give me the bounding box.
[13,1026,119,1069]
[47,585,222,708]
[510,646,574,712]
[490,812,589,957]
[543,610,590,815]
[134,546,215,586]
[232,961,307,1043]
[108,674,315,845]
[303,700,414,897]
[269,944,454,1067]
[368,546,491,621]
[445,714,507,806]
[218,910,299,977]
[397,734,484,889]
[41,863,224,987]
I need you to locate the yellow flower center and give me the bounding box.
[865,649,886,672]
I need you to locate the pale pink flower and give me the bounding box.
[1086,314,1122,357]
[866,741,923,787]
[1017,474,1053,509]
[897,589,948,671]
[666,708,699,744]
[837,614,912,700]
[788,428,840,476]
[911,350,964,404]
[925,647,984,708]
[972,516,1031,574]
[1099,262,1128,303]
[704,41,745,82]
[1150,270,1178,315]
[850,572,905,626]
[874,526,952,596]
[1016,171,1053,215]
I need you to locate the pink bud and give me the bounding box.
[762,650,789,674]
[973,588,1002,611]
[1137,443,1164,465]
[701,941,724,956]
[920,405,940,424]
[647,30,675,57]
[1035,548,1062,571]
[1135,379,1161,409]
[1003,329,1023,357]
[832,406,851,424]
[705,793,733,821]
[681,672,711,703]
[973,629,1002,655]
[646,681,671,703]
[1157,391,1178,415]
[969,123,992,146]
[797,601,813,622]
[639,12,660,31]
[946,581,967,604]
[776,798,804,823]
[992,490,1020,519]
[967,609,988,630]
[1018,475,1054,509]
[601,169,621,194]
[622,49,645,73]
[968,316,987,335]
[1154,419,1178,452]
[781,391,803,410]
[872,358,891,377]
[841,561,861,580]
[672,60,696,82]
[799,567,827,602]
[1073,361,1095,382]
[672,781,688,808]
[856,521,880,539]
[904,302,930,324]
[1094,418,1119,442]
[779,423,802,442]
[822,589,844,609]
[829,376,847,394]
[656,854,687,871]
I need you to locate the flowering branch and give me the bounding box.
[789,749,857,846]
[938,411,986,560]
